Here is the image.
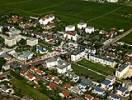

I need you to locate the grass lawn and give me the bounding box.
[72,63,105,82]
[11,78,49,100]
[0,0,132,29]
[77,59,115,75]
[119,32,132,45]
[10,71,49,100]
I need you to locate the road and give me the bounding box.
[102,28,132,48]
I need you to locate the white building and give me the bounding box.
[107,0,118,3]
[115,64,130,79]
[88,55,117,68]
[45,57,72,74]
[5,37,17,47]
[64,32,78,41]
[27,38,38,46]
[116,86,129,97]
[77,22,87,29]
[65,25,75,32]
[85,26,95,34]
[71,48,86,62]
[39,15,55,25]
[0,26,3,33]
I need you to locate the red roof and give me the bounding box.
[62,91,70,97]
[85,94,94,100]
[25,71,35,80]
[49,82,57,89]
[64,83,71,89]
[66,31,76,36]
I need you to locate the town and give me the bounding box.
[0,13,131,100]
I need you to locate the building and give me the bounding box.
[45,57,72,74]
[39,15,55,25]
[85,94,94,100]
[27,38,38,46]
[64,31,78,41]
[115,64,130,79]
[36,46,48,54]
[101,79,113,91]
[85,26,95,34]
[17,51,34,61]
[5,37,17,47]
[71,48,86,62]
[116,86,129,97]
[107,0,118,3]
[88,54,117,68]
[70,86,83,95]
[92,86,106,96]
[59,91,70,98]
[65,25,75,32]
[108,94,121,100]
[77,22,87,29]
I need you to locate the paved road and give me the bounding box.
[102,28,132,48]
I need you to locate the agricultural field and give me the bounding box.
[119,32,132,45]
[0,0,132,29]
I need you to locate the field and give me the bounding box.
[119,32,132,45]
[0,0,132,29]
[77,59,115,75]
[72,63,105,81]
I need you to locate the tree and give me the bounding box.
[0,57,6,71]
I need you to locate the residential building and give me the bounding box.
[59,91,70,98]
[116,86,129,97]
[27,38,38,46]
[108,94,121,100]
[36,46,48,54]
[85,26,94,34]
[77,22,87,29]
[17,51,34,61]
[65,25,75,32]
[92,86,106,96]
[100,79,113,91]
[107,0,118,3]
[46,57,72,74]
[71,48,86,62]
[88,54,117,68]
[39,15,55,25]
[64,31,78,41]
[70,86,83,95]
[85,94,94,100]
[5,37,17,47]
[115,64,129,79]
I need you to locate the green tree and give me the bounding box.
[0,57,6,71]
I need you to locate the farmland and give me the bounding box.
[0,0,132,29]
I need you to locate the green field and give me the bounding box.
[77,59,115,75]
[72,63,105,81]
[11,78,49,100]
[0,0,132,29]
[119,32,132,45]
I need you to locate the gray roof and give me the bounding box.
[46,57,57,63]
[109,94,121,100]
[117,86,128,93]
[57,59,70,69]
[80,77,93,87]
[117,64,128,72]
[101,79,111,86]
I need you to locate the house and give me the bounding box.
[5,37,17,47]
[70,86,83,95]
[108,94,121,100]
[64,31,78,41]
[17,51,34,61]
[66,71,79,82]
[30,66,45,76]
[0,26,3,32]
[52,76,62,85]
[115,64,130,79]
[39,15,55,25]
[24,71,36,81]
[59,90,70,98]
[123,80,132,91]
[116,86,129,97]
[65,25,75,32]
[78,77,93,92]
[46,57,72,74]
[85,94,94,100]
[36,45,48,54]
[71,48,86,62]
[88,54,117,68]
[107,0,118,3]
[64,83,72,90]
[27,38,38,46]
[7,27,21,37]
[47,82,57,90]
[92,86,106,96]
[77,22,87,29]
[100,79,113,91]
[2,64,10,71]
[85,26,94,34]
[0,84,14,94]
[106,75,116,84]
